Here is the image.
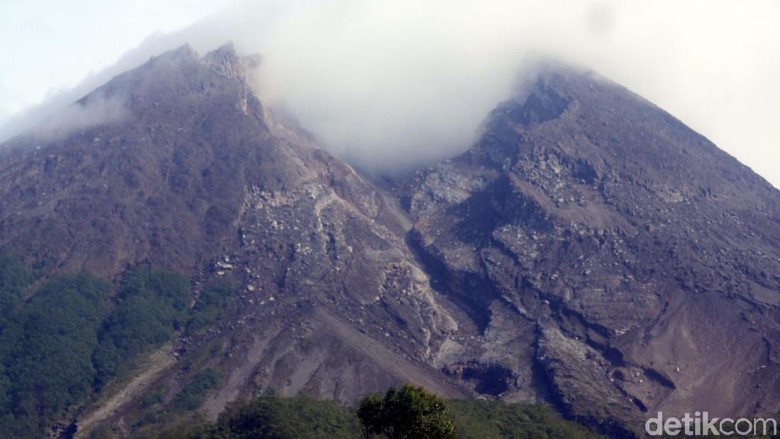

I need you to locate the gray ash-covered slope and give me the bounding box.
[0,44,468,433]
[0,44,275,276]
[399,64,780,431]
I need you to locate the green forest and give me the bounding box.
[0,255,233,439]
[156,386,602,439]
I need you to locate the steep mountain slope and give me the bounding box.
[0,45,468,437]
[398,64,780,433]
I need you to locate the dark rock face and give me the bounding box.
[0,45,468,435]
[400,65,780,433]
[1,47,778,437]
[0,45,275,276]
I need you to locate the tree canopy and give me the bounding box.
[0,257,228,439]
[159,386,602,439]
[357,384,456,439]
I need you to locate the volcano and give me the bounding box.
[0,45,777,438]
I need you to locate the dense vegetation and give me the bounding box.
[163,387,601,439]
[186,284,234,335]
[0,254,30,322]
[0,270,112,437]
[358,384,455,439]
[161,393,362,439]
[448,399,603,439]
[0,255,234,439]
[93,266,191,389]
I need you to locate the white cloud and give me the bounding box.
[0,0,234,121]
[1,0,778,186]
[22,93,130,141]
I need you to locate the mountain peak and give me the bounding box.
[202,42,246,80]
[402,60,780,430]
[159,43,199,61]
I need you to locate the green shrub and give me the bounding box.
[171,368,222,412]
[358,384,455,439]
[449,399,601,439]
[186,284,234,335]
[0,254,30,317]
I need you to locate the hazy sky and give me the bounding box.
[0,0,778,187]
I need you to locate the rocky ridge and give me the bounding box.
[398,65,780,433]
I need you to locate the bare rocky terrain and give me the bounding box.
[397,65,780,434]
[0,46,777,438]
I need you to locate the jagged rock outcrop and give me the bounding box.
[398,64,780,435]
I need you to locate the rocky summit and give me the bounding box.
[0,45,777,438]
[398,65,780,434]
